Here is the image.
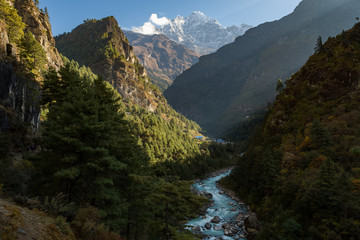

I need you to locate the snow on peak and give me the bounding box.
[132,12,252,54]
[157,12,252,55]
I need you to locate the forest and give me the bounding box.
[221,23,360,240]
[0,1,235,239]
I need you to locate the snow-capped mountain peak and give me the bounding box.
[156,12,252,55]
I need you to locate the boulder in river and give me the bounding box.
[214,225,222,231]
[205,222,212,230]
[192,226,201,233]
[204,192,213,199]
[211,216,221,223]
[222,223,238,236]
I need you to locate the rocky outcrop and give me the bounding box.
[0,62,40,132]
[244,212,261,240]
[56,17,161,111]
[124,31,200,90]
[0,20,9,61]
[14,0,63,69]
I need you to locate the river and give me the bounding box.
[186,169,248,240]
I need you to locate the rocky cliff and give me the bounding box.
[55,17,163,111]
[124,31,200,90]
[0,0,62,133]
[14,0,63,69]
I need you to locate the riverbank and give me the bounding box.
[187,168,257,239]
[190,167,261,239]
[216,172,261,240]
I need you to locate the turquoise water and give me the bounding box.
[186,170,247,240]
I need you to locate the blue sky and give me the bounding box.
[40,0,302,36]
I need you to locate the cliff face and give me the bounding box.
[0,62,40,132]
[0,20,9,61]
[0,18,39,132]
[55,17,163,111]
[0,0,62,133]
[14,0,63,69]
[124,31,200,91]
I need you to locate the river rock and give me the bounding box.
[192,226,201,233]
[244,212,261,240]
[219,190,224,194]
[222,223,238,236]
[214,225,222,231]
[205,222,212,230]
[204,192,213,199]
[211,216,221,223]
[228,202,235,206]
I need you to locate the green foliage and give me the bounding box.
[43,193,77,218]
[34,64,144,227]
[310,119,333,153]
[224,23,360,239]
[61,55,97,81]
[32,64,213,239]
[314,36,323,53]
[103,41,120,60]
[20,31,47,78]
[0,0,25,43]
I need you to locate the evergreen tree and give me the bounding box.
[314,36,323,53]
[38,65,144,227]
[20,31,47,77]
[310,119,333,153]
[0,0,25,43]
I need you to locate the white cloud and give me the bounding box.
[132,22,159,35]
[150,13,170,26]
[131,13,170,35]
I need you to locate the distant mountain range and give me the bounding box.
[134,11,252,55]
[124,31,200,91]
[164,0,360,137]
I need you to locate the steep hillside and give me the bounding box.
[223,22,360,239]
[54,16,213,165]
[164,0,360,137]
[55,17,162,111]
[124,31,199,91]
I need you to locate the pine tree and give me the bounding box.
[0,0,25,43]
[314,36,323,53]
[38,65,144,227]
[20,31,47,77]
[310,119,333,153]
